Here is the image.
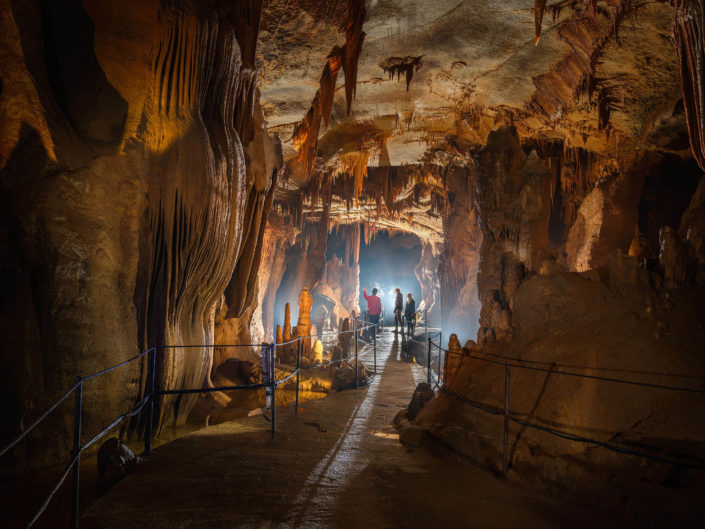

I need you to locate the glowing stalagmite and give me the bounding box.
[283,302,292,342]
[297,288,313,357]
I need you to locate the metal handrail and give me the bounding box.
[3,318,379,529]
[432,340,705,393]
[426,338,705,474]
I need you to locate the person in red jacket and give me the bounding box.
[362,287,381,335]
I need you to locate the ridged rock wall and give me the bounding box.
[0,0,280,468]
[437,166,482,342]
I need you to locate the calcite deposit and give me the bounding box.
[2,0,705,525]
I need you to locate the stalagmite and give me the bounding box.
[283,302,292,342]
[444,334,463,386]
[297,287,313,358]
[313,339,324,363]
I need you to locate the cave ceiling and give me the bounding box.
[258,0,686,241]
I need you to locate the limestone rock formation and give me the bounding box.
[407,382,434,421]
[297,287,313,359]
[0,0,282,466]
[97,438,138,493]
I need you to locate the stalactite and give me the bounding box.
[527,0,639,122]
[341,0,366,114]
[290,0,365,180]
[673,0,705,170]
[379,56,423,91]
[535,0,547,44]
[321,48,343,128]
[337,150,370,207]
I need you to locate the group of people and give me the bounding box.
[362,287,416,336]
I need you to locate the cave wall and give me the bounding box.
[405,123,705,525]
[0,0,280,467]
[414,241,440,317]
[473,127,553,344]
[438,165,483,341]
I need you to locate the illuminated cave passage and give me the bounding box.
[2,1,705,528]
[357,230,424,325]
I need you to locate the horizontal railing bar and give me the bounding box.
[508,414,705,470]
[82,348,153,381]
[82,395,151,452]
[160,383,268,395]
[457,349,705,381]
[430,340,705,394]
[0,380,81,458]
[275,369,299,386]
[25,452,80,528]
[441,386,705,469]
[157,344,262,349]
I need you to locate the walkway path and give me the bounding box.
[82,331,631,529]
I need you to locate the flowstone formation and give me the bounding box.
[3,8,705,528]
[0,0,281,469]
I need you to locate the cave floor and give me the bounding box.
[82,330,633,529]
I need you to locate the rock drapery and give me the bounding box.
[0,0,282,466]
[2,8,705,528]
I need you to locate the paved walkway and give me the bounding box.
[82,331,631,529]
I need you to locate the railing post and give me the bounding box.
[373,327,377,374]
[271,343,276,439]
[426,338,432,384]
[503,364,510,477]
[424,308,428,339]
[438,347,442,384]
[295,338,302,415]
[145,347,156,455]
[71,377,83,529]
[354,317,359,389]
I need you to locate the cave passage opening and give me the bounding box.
[358,230,423,326]
[322,225,425,327]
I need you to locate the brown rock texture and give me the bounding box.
[0,0,281,466]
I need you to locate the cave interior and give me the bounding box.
[1,0,705,527]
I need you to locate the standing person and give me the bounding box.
[362,287,381,335]
[404,293,416,336]
[394,288,403,333]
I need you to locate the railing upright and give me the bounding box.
[502,365,510,477]
[295,338,302,415]
[373,328,377,374]
[426,338,432,384]
[270,343,276,439]
[437,347,442,384]
[145,347,156,455]
[71,377,83,529]
[354,318,359,389]
[424,308,428,338]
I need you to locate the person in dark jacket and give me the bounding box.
[393,288,403,332]
[404,293,416,336]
